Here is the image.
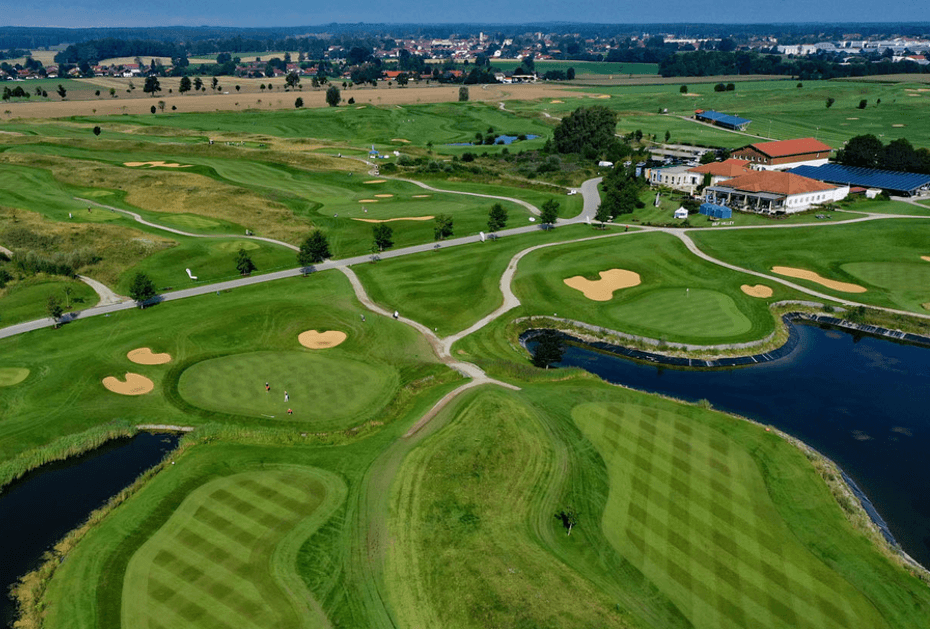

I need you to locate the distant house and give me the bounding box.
[704,170,849,214]
[732,138,832,171]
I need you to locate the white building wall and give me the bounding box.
[782,185,849,212]
[751,157,831,172]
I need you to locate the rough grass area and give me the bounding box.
[0,275,98,327]
[690,219,930,313]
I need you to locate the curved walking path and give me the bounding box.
[77,275,128,306]
[393,177,543,216]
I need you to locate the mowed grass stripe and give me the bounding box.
[123,468,340,629]
[574,401,889,629]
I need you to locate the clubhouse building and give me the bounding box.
[731,138,833,171]
[703,170,849,214]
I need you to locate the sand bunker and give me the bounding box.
[771,266,867,293]
[741,284,774,298]
[550,100,564,103]
[364,179,387,184]
[921,256,930,262]
[593,94,611,99]
[847,117,859,120]
[298,330,347,349]
[358,199,379,203]
[127,347,172,365]
[352,216,434,223]
[124,161,192,168]
[564,269,641,301]
[103,373,154,395]
[683,93,702,96]
[374,194,394,198]
[391,138,410,143]
[892,124,906,127]
[412,194,431,198]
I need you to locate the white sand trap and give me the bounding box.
[847,117,859,120]
[358,199,379,203]
[683,93,702,96]
[412,194,431,198]
[741,284,774,298]
[298,330,347,349]
[391,138,410,143]
[103,373,154,395]
[124,161,192,168]
[374,194,394,198]
[921,256,930,262]
[593,94,611,99]
[564,269,641,301]
[127,347,172,365]
[772,266,867,293]
[918,89,930,92]
[550,100,564,103]
[364,179,387,184]
[353,216,435,223]
[893,124,906,127]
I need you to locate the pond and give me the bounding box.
[447,134,539,146]
[530,323,930,569]
[0,432,180,629]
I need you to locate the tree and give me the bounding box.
[236,248,257,275]
[109,87,116,98]
[458,86,469,101]
[295,97,304,108]
[193,77,203,91]
[882,137,921,173]
[325,85,341,107]
[826,97,835,108]
[714,82,726,92]
[372,223,394,251]
[487,203,508,233]
[434,214,454,240]
[553,106,620,156]
[540,199,560,227]
[56,84,66,99]
[664,129,671,143]
[858,99,868,109]
[285,71,300,90]
[566,67,575,80]
[143,75,161,97]
[178,76,192,94]
[46,294,63,325]
[837,134,884,168]
[157,100,166,112]
[555,508,578,535]
[680,85,688,93]
[298,230,331,266]
[93,125,101,136]
[396,72,409,86]
[129,272,157,305]
[532,330,564,368]
[594,199,612,227]
[211,77,219,91]
[150,105,156,114]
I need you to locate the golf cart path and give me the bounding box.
[77,275,128,306]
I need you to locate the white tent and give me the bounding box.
[673,207,689,219]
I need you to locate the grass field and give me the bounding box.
[512,231,797,344]
[494,59,659,76]
[690,220,930,312]
[0,276,98,327]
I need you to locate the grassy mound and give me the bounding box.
[178,350,397,423]
[122,467,344,629]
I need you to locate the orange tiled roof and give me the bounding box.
[746,137,833,158]
[688,158,751,177]
[715,170,837,196]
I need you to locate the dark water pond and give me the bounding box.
[0,432,179,628]
[447,133,539,146]
[532,323,930,569]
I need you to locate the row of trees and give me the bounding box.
[836,134,930,174]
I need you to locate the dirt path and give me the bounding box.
[77,275,128,306]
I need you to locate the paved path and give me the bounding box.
[0,244,12,257]
[77,275,128,306]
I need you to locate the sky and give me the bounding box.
[5,0,930,29]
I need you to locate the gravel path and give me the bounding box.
[77,275,129,306]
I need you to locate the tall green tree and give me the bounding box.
[298,230,331,266]
[129,272,157,305]
[372,223,394,251]
[540,199,560,227]
[46,294,63,325]
[553,106,620,157]
[532,330,564,369]
[143,75,161,97]
[487,203,508,233]
[178,75,192,94]
[458,86,469,101]
[434,214,454,240]
[56,84,66,99]
[236,248,257,275]
[193,77,203,91]
[837,134,884,168]
[326,85,341,107]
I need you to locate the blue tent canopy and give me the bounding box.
[695,110,751,130]
[700,203,732,219]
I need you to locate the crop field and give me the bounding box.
[494,59,660,76]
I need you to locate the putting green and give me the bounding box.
[574,401,890,629]
[178,351,397,423]
[122,467,345,629]
[213,239,261,252]
[841,262,930,307]
[608,289,752,339]
[0,367,29,387]
[161,214,221,230]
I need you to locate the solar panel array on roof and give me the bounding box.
[789,164,930,195]
[699,203,733,219]
[695,110,751,129]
